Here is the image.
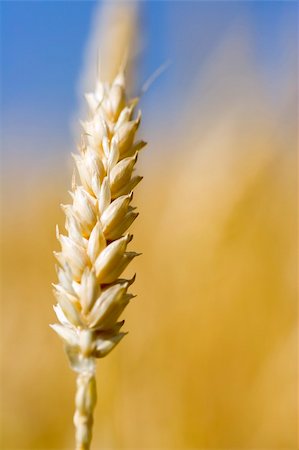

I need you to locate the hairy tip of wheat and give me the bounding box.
[50,68,146,450]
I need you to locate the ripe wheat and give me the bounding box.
[51,68,146,450]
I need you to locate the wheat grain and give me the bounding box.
[51,68,146,450]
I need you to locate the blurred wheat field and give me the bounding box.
[1,2,298,449]
[1,100,297,449]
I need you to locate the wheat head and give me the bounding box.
[50,68,146,450]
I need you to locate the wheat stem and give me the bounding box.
[74,367,97,450]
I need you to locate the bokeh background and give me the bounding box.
[1,1,298,449]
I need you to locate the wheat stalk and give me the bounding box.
[50,67,146,450]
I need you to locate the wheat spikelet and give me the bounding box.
[51,67,146,450]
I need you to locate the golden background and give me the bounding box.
[1,2,297,449]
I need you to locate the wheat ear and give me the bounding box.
[51,69,146,450]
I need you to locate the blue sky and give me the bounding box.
[1,1,297,161]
